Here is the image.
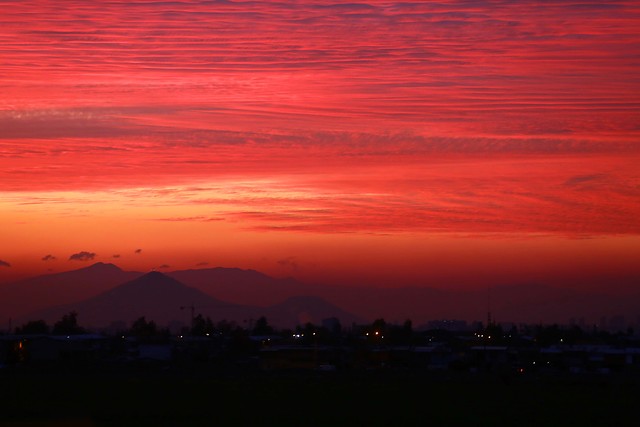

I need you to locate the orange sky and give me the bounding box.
[1,0,639,290]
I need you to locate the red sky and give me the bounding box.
[1,0,639,290]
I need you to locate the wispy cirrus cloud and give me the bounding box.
[127,153,639,237]
[2,152,638,238]
[0,108,143,140]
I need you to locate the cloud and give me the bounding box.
[112,254,121,258]
[0,106,174,140]
[196,262,209,266]
[42,254,57,261]
[277,256,299,271]
[134,248,142,254]
[157,264,171,269]
[212,154,640,237]
[68,251,96,262]
[0,260,11,268]
[154,216,225,222]
[564,174,607,187]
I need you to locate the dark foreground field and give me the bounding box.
[1,368,638,426]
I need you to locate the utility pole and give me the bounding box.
[180,303,195,332]
[487,286,492,327]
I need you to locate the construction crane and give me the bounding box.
[180,303,239,329]
[180,303,247,335]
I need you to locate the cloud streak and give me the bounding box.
[0,1,638,190]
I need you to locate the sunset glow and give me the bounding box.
[1,0,639,290]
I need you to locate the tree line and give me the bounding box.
[9,311,635,347]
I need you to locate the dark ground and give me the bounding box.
[0,367,638,426]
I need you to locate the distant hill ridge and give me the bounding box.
[21,269,362,329]
[3,263,640,328]
[0,262,142,319]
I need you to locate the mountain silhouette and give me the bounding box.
[169,267,307,306]
[27,271,361,330]
[30,271,242,329]
[263,296,364,327]
[0,262,142,319]
[7,263,640,329]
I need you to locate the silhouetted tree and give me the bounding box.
[15,319,49,335]
[302,322,316,336]
[361,318,388,344]
[215,319,238,334]
[130,316,158,338]
[191,314,215,336]
[252,316,274,335]
[52,311,85,335]
[371,318,387,334]
[294,322,328,344]
[389,319,414,345]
